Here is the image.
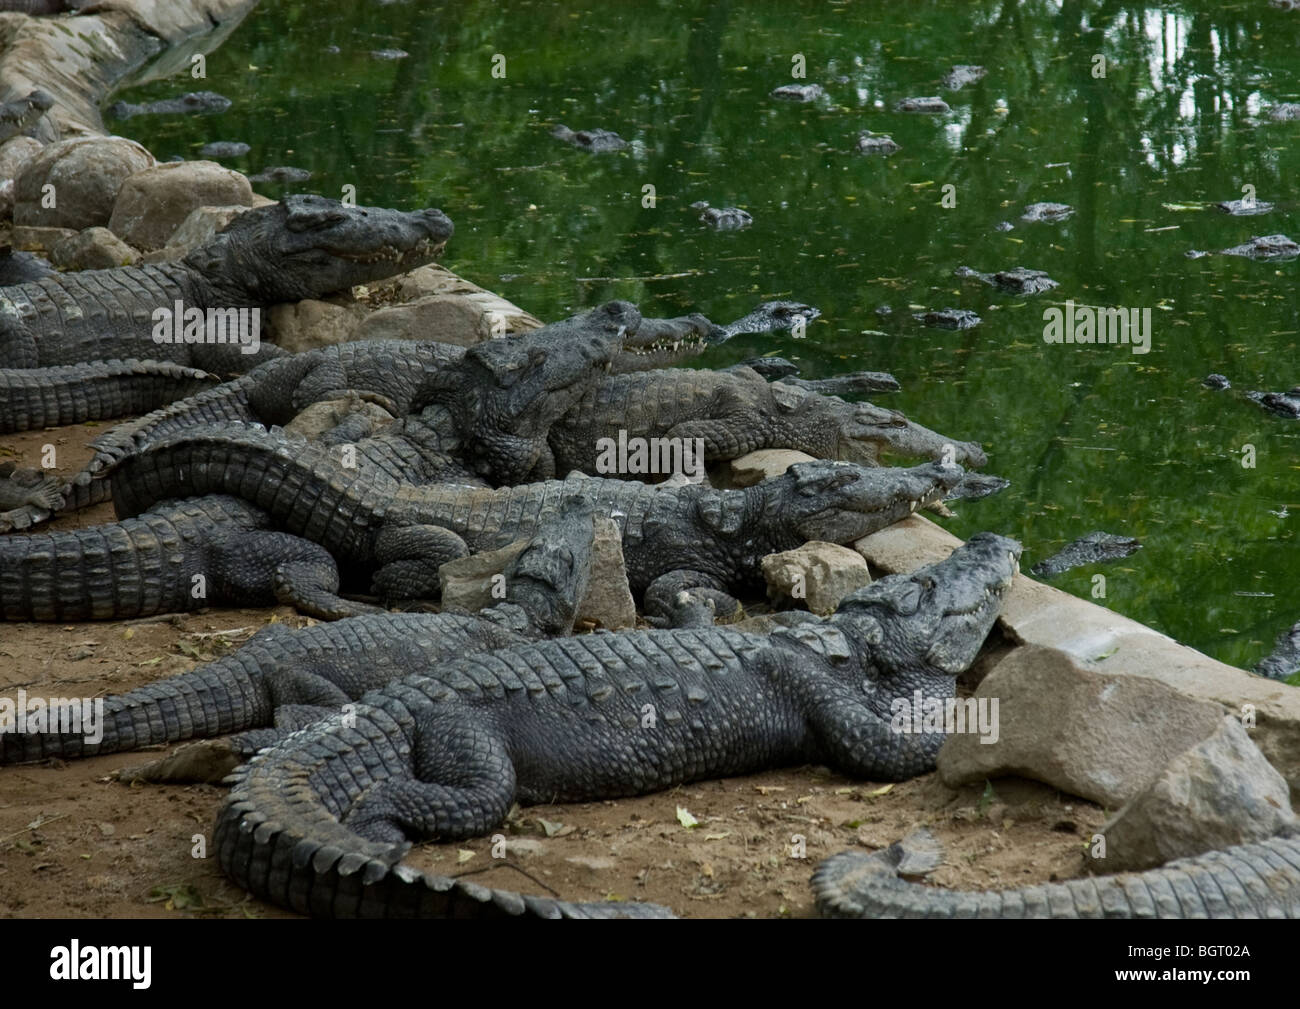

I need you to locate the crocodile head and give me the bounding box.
[184,194,453,302]
[498,496,595,636]
[612,313,717,372]
[769,460,965,546]
[833,532,1021,684]
[417,301,635,482]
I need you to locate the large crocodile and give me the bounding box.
[209,532,1020,917]
[812,826,1300,918]
[547,364,988,477]
[0,194,452,373]
[0,497,601,769]
[107,426,963,619]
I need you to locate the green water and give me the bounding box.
[115,0,1300,670]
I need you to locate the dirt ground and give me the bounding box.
[0,422,1106,919]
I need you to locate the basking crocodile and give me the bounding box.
[9,303,723,531]
[0,194,452,373]
[109,91,233,119]
[1029,531,1141,577]
[0,494,369,622]
[0,359,217,434]
[955,266,1058,295]
[211,532,1020,917]
[813,826,1300,918]
[546,365,988,476]
[109,426,963,619]
[0,248,56,286]
[0,498,600,768]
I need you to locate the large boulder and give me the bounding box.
[13,135,154,229]
[108,161,253,251]
[937,645,1227,807]
[727,449,816,488]
[0,135,42,185]
[350,264,542,345]
[50,226,139,270]
[160,203,250,255]
[264,298,362,353]
[762,541,871,615]
[1099,716,1296,872]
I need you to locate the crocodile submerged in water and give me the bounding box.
[0,194,452,374]
[813,825,1300,918]
[107,426,963,620]
[1021,202,1073,223]
[108,91,232,119]
[208,532,1020,917]
[1029,531,1141,577]
[954,266,1058,295]
[549,124,628,152]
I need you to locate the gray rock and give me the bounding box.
[161,204,252,255]
[1099,716,1296,872]
[762,541,871,615]
[281,396,394,441]
[937,645,1227,807]
[265,298,362,352]
[13,136,154,230]
[0,135,43,185]
[578,517,636,630]
[438,540,529,613]
[50,226,139,270]
[728,449,816,488]
[10,224,75,252]
[108,161,253,250]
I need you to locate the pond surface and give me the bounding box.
[115,0,1300,673]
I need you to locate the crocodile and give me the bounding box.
[1021,202,1074,223]
[1216,197,1275,216]
[0,248,55,286]
[914,308,981,330]
[0,497,600,768]
[546,365,989,476]
[199,141,251,159]
[0,462,63,516]
[955,265,1058,295]
[1268,103,1300,122]
[0,494,371,622]
[692,202,753,230]
[941,65,985,90]
[210,531,1020,917]
[1202,374,1231,390]
[856,132,900,156]
[0,359,217,434]
[0,88,53,142]
[549,124,629,152]
[109,426,964,620]
[250,166,313,184]
[770,84,825,102]
[1247,386,1300,418]
[1029,531,1141,577]
[7,303,723,531]
[1222,235,1299,260]
[109,91,232,119]
[896,96,950,113]
[736,356,901,397]
[0,194,452,372]
[1256,620,1300,681]
[813,825,1300,918]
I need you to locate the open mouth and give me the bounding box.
[621,333,708,358]
[339,235,445,265]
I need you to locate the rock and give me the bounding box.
[438,517,635,630]
[50,226,139,270]
[728,449,816,488]
[250,193,277,208]
[762,542,871,615]
[1099,716,1296,872]
[10,224,75,252]
[937,645,1227,807]
[161,203,251,255]
[352,295,498,345]
[108,160,253,250]
[0,135,42,184]
[282,397,394,441]
[503,838,544,858]
[13,136,154,230]
[265,298,362,352]
[578,518,636,630]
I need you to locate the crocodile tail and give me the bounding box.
[812,828,1300,918]
[214,703,674,919]
[0,360,217,433]
[0,648,275,765]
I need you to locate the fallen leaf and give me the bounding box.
[676,806,699,829]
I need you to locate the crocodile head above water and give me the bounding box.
[769,460,965,546]
[833,532,1021,685]
[185,194,454,303]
